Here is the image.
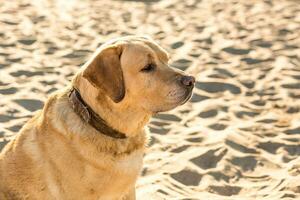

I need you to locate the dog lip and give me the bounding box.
[180,87,193,105]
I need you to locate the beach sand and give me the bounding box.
[0,0,300,199]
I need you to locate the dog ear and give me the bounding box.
[83,45,125,103]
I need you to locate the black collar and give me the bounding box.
[68,87,127,139]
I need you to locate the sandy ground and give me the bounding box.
[1,0,300,199]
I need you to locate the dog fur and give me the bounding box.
[0,36,194,200]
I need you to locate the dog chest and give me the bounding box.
[113,149,144,174]
[87,150,144,198]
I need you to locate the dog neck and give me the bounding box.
[68,88,127,139]
[72,74,151,137]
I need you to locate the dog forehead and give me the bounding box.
[121,44,152,69]
[107,36,166,53]
[139,40,169,62]
[126,41,168,62]
[102,36,169,66]
[125,42,152,55]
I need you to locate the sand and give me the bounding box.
[0,0,300,199]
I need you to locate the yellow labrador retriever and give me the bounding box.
[0,36,195,200]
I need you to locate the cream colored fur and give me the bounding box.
[0,36,193,200]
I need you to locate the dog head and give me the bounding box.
[82,36,195,114]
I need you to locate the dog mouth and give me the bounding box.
[154,87,194,113]
[179,88,193,105]
[166,87,194,105]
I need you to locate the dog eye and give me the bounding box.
[141,64,156,72]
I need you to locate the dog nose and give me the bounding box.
[180,75,195,87]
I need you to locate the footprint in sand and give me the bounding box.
[0,87,18,95]
[196,81,241,94]
[14,99,44,112]
[170,169,202,186]
[190,148,227,170]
